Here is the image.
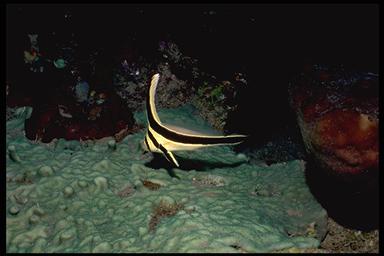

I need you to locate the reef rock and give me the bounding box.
[25,89,135,143]
[289,64,378,177]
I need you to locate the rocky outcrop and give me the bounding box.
[289,64,378,176]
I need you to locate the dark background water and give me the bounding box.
[7,4,378,69]
[6,4,379,141]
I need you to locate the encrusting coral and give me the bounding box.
[148,200,184,233]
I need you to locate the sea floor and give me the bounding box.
[6,105,377,253]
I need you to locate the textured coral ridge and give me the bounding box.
[289,65,378,175]
[7,105,327,253]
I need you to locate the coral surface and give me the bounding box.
[7,104,327,253]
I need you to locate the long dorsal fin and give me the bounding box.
[148,73,162,125]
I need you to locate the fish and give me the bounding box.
[143,73,247,167]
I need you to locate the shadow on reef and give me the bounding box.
[305,156,379,231]
[145,153,246,173]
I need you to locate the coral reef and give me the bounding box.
[115,185,136,198]
[289,64,379,231]
[7,30,138,143]
[23,86,135,142]
[319,218,379,253]
[113,39,244,135]
[114,61,193,112]
[142,180,162,191]
[192,174,225,187]
[6,104,327,253]
[242,134,307,166]
[158,41,183,64]
[113,39,242,133]
[148,199,184,233]
[192,73,246,131]
[289,64,378,176]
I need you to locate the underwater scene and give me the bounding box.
[6,4,379,253]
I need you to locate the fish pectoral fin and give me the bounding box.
[158,144,180,167]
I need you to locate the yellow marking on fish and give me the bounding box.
[144,73,247,167]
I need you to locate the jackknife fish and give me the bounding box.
[143,73,247,167]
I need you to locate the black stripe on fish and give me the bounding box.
[158,144,178,166]
[147,128,160,148]
[144,134,151,152]
[146,88,245,145]
[147,126,179,166]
